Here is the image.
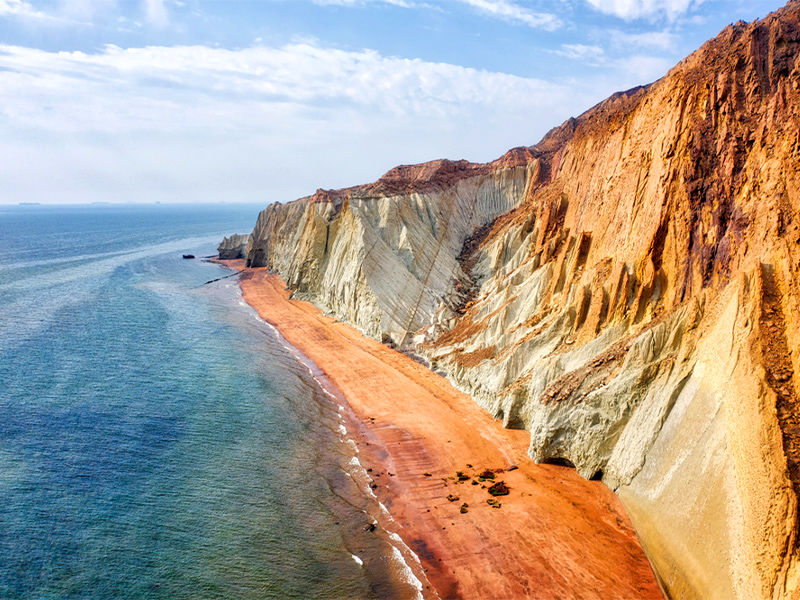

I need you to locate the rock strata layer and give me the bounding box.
[217,233,250,259]
[240,2,800,598]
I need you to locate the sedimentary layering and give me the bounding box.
[217,233,250,259]
[241,2,800,598]
[246,150,537,345]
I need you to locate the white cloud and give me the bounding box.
[310,0,560,29]
[552,42,669,83]
[0,42,648,204]
[312,0,413,6]
[144,0,167,25]
[0,43,579,129]
[554,43,605,62]
[0,0,51,19]
[457,0,561,29]
[2,0,172,26]
[613,53,672,81]
[586,0,702,21]
[59,0,117,20]
[606,28,677,50]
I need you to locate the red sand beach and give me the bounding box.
[225,261,662,600]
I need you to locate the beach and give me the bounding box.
[228,261,663,600]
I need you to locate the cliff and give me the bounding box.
[218,233,250,259]
[242,2,800,598]
[246,148,537,344]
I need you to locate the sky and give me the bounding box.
[0,0,787,204]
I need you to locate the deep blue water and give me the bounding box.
[0,204,416,599]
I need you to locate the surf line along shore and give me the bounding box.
[216,259,663,600]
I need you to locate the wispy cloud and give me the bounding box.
[0,42,585,133]
[554,43,605,63]
[0,0,54,20]
[308,0,560,30]
[1,0,173,26]
[586,0,703,21]
[58,0,117,20]
[311,0,414,6]
[614,53,672,81]
[144,0,167,25]
[605,28,677,50]
[552,41,670,83]
[457,0,561,29]
[0,41,634,204]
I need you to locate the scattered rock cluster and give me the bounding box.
[439,466,512,512]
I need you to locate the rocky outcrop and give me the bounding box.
[242,2,800,598]
[246,149,538,344]
[218,234,250,259]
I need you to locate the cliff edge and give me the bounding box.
[218,233,251,260]
[242,2,800,598]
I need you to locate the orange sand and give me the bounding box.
[227,262,662,600]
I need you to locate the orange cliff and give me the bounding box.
[234,1,800,598]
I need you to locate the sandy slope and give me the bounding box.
[231,263,662,600]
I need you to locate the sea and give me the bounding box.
[0,204,422,600]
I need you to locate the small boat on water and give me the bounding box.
[182,254,195,259]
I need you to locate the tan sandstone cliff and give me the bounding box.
[243,2,800,598]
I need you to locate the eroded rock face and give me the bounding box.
[218,234,250,259]
[243,2,800,598]
[246,150,539,344]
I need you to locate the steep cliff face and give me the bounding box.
[246,149,539,344]
[244,2,800,598]
[218,234,250,259]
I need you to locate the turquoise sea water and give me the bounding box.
[0,204,418,600]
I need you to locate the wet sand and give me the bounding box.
[227,262,663,600]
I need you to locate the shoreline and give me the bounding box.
[218,260,663,599]
[229,271,431,598]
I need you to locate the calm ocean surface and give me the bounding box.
[0,204,418,600]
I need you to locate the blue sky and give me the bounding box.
[0,0,785,204]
